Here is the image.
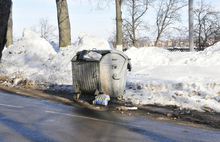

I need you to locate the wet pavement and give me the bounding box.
[0,85,220,130]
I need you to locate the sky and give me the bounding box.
[13,0,116,42]
[13,0,220,43]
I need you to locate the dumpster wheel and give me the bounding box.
[73,93,81,101]
[117,96,123,101]
[117,90,125,100]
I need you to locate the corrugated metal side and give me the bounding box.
[72,61,100,95]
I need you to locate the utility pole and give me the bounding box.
[189,0,194,51]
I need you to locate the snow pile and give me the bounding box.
[1,29,56,74]
[75,32,111,51]
[124,45,220,112]
[125,47,170,66]
[0,29,111,91]
[1,29,220,112]
[50,42,59,53]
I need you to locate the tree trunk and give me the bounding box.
[115,0,123,51]
[0,0,11,59]
[6,1,13,47]
[155,37,159,46]
[56,0,71,47]
[132,0,136,47]
[199,24,201,50]
[155,32,161,47]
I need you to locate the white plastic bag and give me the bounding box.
[83,51,102,61]
[93,94,110,106]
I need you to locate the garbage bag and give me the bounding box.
[78,50,89,60]
[83,51,102,61]
[93,94,110,106]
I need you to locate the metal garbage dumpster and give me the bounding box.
[71,50,132,100]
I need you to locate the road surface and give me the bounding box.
[0,89,219,142]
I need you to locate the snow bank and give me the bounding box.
[0,30,112,92]
[1,29,220,113]
[1,29,56,73]
[50,42,59,53]
[75,31,112,51]
[124,45,220,112]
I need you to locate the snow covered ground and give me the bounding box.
[1,29,220,112]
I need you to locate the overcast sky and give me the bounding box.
[13,0,220,43]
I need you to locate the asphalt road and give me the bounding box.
[0,90,219,142]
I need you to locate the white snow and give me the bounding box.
[124,46,220,112]
[1,28,220,112]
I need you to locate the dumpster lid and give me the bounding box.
[76,50,111,56]
[77,50,129,58]
[74,50,130,61]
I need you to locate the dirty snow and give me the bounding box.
[1,28,220,112]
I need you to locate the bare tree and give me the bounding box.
[169,26,188,48]
[154,0,187,46]
[6,1,13,47]
[87,0,124,50]
[32,18,58,42]
[123,0,152,47]
[108,28,117,48]
[194,0,220,50]
[56,0,71,47]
